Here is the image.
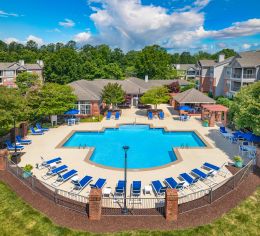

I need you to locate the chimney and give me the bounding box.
[145,75,149,83]
[37,60,44,67]
[19,60,24,66]
[218,54,225,63]
[176,64,180,70]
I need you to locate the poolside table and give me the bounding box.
[103,187,112,197]
[144,185,152,195]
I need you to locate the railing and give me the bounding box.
[6,159,89,215]
[5,158,254,217]
[102,197,165,216]
[243,74,256,79]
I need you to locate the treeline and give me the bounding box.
[0,40,237,83]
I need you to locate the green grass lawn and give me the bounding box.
[0,181,259,236]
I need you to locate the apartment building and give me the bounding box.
[0,60,44,88]
[173,64,197,79]
[224,51,260,98]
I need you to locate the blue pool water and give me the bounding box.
[63,125,206,169]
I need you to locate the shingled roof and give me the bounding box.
[0,62,42,71]
[69,77,190,101]
[173,88,216,104]
[235,51,260,67]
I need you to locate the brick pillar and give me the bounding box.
[223,111,227,126]
[256,148,260,169]
[91,102,100,116]
[209,111,215,127]
[20,122,28,137]
[10,127,19,143]
[0,149,8,171]
[165,188,178,221]
[88,188,102,220]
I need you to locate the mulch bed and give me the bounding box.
[0,167,260,233]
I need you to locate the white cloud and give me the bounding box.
[242,43,251,50]
[84,1,260,51]
[73,32,92,43]
[4,37,19,44]
[217,42,227,49]
[0,10,18,17]
[26,35,44,46]
[59,19,75,28]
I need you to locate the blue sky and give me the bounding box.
[0,0,260,52]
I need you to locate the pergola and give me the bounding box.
[201,104,229,127]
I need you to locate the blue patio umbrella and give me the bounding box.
[241,132,260,142]
[178,105,192,111]
[64,109,79,115]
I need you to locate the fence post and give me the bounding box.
[88,188,102,221]
[54,189,58,204]
[0,149,8,171]
[165,188,178,221]
[256,148,260,169]
[210,188,213,203]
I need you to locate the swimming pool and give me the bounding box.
[63,125,206,169]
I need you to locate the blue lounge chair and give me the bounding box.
[106,111,112,120]
[72,175,93,193]
[219,127,227,134]
[42,165,68,179]
[115,180,125,196]
[30,127,44,135]
[179,173,200,190]
[115,111,120,120]
[90,178,106,189]
[36,123,49,131]
[16,135,32,145]
[151,180,167,196]
[38,157,62,169]
[148,111,153,120]
[131,181,141,197]
[159,111,164,120]
[191,168,216,185]
[164,177,185,190]
[52,169,78,186]
[202,162,228,177]
[5,140,24,151]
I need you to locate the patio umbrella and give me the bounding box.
[64,109,79,115]
[178,105,192,111]
[241,132,260,143]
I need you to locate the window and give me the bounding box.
[0,78,2,84]
[226,68,231,76]
[77,101,91,115]
[5,71,14,77]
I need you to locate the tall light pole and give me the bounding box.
[122,145,129,215]
[13,118,18,157]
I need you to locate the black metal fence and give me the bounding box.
[6,159,89,215]
[5,158,254,217]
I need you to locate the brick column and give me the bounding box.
[20,122,28,137]
[88,188,102,220]
[0,149,8,171]
[209,111,215,127]
[223,111,227,127]
[256,148,260,169]
[165,188,178,221]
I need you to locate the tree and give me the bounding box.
[216,96,233,108]
[103,63,124,80]
[140,86,170,109]
[0,87,29,128]
[16,72,41,94]
[229,82,260,135]
[26,40,38,51]
[27,83,77,118]
[212,49,237,60]
[101,83,125,108]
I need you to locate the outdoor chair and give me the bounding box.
[202,162,228,177]
[219,127,227,134]
[5,140,24,151]
[115,111,120,120]
[36,123,49,131]
[191,168,216,186]
[72,175,93,193]
[179,173,200,190]
[115,180,125,196]
[164,177,185,190]
[52,169,78,187]
[151,180,167,196]
[90,178,106,189]
[131,181,141,197]
[16,135,32,145]
[159,111,164,120]
[106,111,112,120]
[148,111,153,120]
[42,165,68,180]
[30,127,44,135]
[37,156,62,169]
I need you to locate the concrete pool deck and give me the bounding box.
[18,104,240,200]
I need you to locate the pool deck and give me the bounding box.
[18,105,240,200]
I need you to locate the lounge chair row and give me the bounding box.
[5,135,32,151]
[106,111,120,120]
[148,111,164,120]
[30,123,49,135]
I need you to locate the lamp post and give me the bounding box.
[13,118,18,157]
[122,145,129,215]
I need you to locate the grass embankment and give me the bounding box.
[0,182,259,236]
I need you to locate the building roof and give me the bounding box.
[201,104,228,112]
[0,61,42,71]
[173,88,216,104]
[198,60,216,67]
[69,77,190,101]
[235,51,260,67]
[173,64,196,70]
